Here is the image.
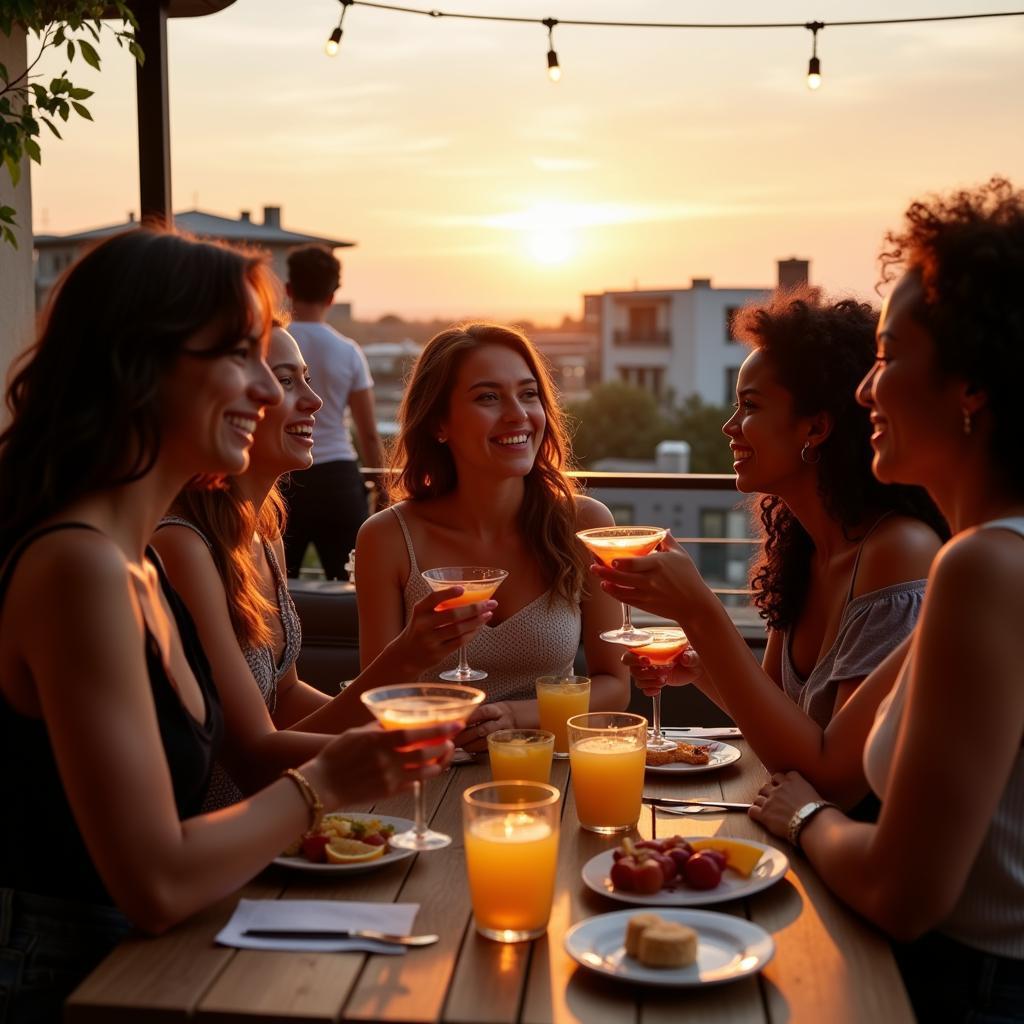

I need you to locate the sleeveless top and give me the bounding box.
[158,516,302,810]
[864,516,1024,958]
[0,524,223,906]
[781,516,927,729]
[390,504,581,702]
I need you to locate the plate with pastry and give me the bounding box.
[581,835,788,907]
[645,739,741,774]
[564,908,774,987]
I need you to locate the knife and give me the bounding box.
[642,796,752,810]
[241,928,439,946]
[663,727,741,740]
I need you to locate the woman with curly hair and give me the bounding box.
[595,287,945,809]
[356,323,628,751]
[750,178,1024,1021]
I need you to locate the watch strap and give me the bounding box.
[787,800,836,849]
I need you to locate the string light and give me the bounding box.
[543,18,561,82]
[325,0,353,57]
[806,21,823,90]
[322,3,1024,89]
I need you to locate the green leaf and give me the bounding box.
[0,62,8,84]
[67,39,75,62]
[41,118,62,140]
[3,154,20,188]
[24,138,41,163]
[78,38,101,70]
[127,40,145,67]
[57,100,69,122]
[3,226,19,250]
[69,87,94,100]
[71,101,92,121]
[0,205,16,223]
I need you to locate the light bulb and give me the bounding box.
[806,55,822,90]
[325,26,342,57]
[547,49,561,82]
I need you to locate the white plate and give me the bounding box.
[272,813,416,874]
[564,908,774,987]
[581,838,788,907]
[645,740,741,774]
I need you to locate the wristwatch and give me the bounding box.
[787,800,836,849]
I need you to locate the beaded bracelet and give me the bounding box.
[282,767,324,835]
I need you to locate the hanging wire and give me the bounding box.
[543,17,561,82]
[806,21,823,90]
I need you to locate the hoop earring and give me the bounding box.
[962,408,973,436]
[801,441,821,465]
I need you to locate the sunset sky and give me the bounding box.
[28,0,1024,322]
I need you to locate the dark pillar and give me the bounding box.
[134,0,172,226]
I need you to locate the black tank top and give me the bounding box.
[0,523,224,906]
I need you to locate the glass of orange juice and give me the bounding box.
[487,730,555,783]
[536,675,590,759]
[567,712,647,833]
[463,781,560,942]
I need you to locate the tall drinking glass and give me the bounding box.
[630,626,689,751]
[422,567,509,682]
[535,675,590,759]
[361,683,485,850]
[567,712,647,833]
[463,782,560,942]
[575,526,667,645]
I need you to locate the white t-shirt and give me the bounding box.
[286,321,373,464]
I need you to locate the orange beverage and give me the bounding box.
[633,627,689,666]
[488,730,554,783]
[567,712,647,833]
[535,676,591,757]
[579,532,666,566]
[463,783,560,942]
[433,582,500,612]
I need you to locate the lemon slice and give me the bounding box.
[324,837,386,864]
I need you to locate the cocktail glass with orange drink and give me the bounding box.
[422,567,509,682]
[630,625,689,751]
[463,782,560,942]
[567,712,647,833]
[361,683,485,850]
[487,729,555,783]
[575,526,668,645]
[535,675,591,759]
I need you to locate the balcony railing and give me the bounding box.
[612,329,670,346]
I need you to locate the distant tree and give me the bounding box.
[667,395,734,473]
[566,382,669,466]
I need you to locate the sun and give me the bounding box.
[528,226,573,265]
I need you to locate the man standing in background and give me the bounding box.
[283,245,383,579]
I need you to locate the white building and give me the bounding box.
[585,259,810,408]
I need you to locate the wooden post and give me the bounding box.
[134,0,172,227]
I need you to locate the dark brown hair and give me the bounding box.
[0,228,274,561]
[739,288,948,630]
[387,323,587,604]
[286,245,341,304]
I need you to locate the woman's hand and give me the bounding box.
[623,646,704,696]
[749,770,824,840]
[391,587,497,677]
[456,701,517,753]
[315,721,459,807]
[590,534,715,624]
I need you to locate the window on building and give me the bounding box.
[607,504,635,525]
[698,508,753,587]
[725,306,742,342]
[725,366,740,404]
[628,306,658,341]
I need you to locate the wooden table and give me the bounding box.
[66,742,913,1023]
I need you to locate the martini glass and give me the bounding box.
[361,683,485,850]
[422,566,509,682]
[575,526,668,646]
[630,626,689,751]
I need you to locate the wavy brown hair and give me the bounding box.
[739,288,948,630]
[387,323,587,604]
[879,176,1024,496]
[0,228,275,562]
[170,483,287,649]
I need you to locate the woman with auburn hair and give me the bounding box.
[155,324,476,808]
[357,322,629,750]
[0,232,456,1019]
[749,179,1024,1021]
[596,288,946,809]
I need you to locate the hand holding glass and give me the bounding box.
[630,626,689,751]
[422,566,508,681]
[361,683,485,850]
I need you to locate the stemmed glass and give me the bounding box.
[422,566,508,682]
[630,626,689,751]
[575,526,667,646]
[361,683,485,850]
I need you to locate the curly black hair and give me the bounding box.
[879,176,1024,495]
[738,287,948,630]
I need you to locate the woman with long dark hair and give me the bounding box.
[356,322,629,750]
[0,231,455,1019]
[752,179,1024,1022]
[597,288,946,808]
